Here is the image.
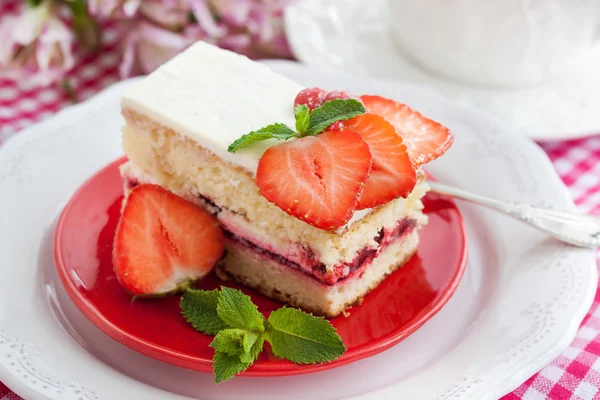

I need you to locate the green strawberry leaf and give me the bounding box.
[265,307,346,364]
[294,105,310,134]
[217,287,265,332]
[304,99,366,136]
[180,289,229,335]
[227,123,297,152]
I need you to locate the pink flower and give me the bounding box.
[87,0,141,19]
[138,0,190,30]
[189,0,227,37]
[207,0,294,57]
[118,0,295,78]
[119,0,220,78]
[0,2,75,86]
[120,21,205,77]
[210,0,251,27]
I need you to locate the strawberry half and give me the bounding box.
[256,129,372,230]
[361,95,453,167]
[342,114,417,209]
[113,184,224,296]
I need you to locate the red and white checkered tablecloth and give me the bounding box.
[2,21,600,400]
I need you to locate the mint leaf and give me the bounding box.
[227,123,296,152]
[217,287,265,332]
[210,329,247,356]
[240,334,264,363]
[266,307,346,364]
[305,99,366,136]
[182,287,347,383]
[212,334,264,383]
[213,352,249,384]
[294,105,310,134]
[227,98,366,151]
[210,329,259,356]
[180,289,228,335]
[242,331,260,354]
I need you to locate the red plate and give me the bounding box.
[54,157,467,377]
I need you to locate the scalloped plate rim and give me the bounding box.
[0,63,596,400]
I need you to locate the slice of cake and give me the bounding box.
[119,42,453,317]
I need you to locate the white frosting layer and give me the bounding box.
[121,41,303,173]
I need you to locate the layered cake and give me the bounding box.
[118,42,453,317]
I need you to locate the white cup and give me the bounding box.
[389,0,600,87]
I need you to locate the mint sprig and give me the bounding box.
[181,289,228,335]
[180,287,346,383]
[217,287,265,332]
[210,328,258,356]
[294,104,310,134]
[266,307,345,364]
[227,123,297,153]
[304,99,365,136]
[227,99,366,152]
[212,352,251,384]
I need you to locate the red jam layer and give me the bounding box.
[223,218,416,286]
[124,177,416,285]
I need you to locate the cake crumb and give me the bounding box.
[215,267,229,281]
[342,309,352,318]
[355,297,364,306]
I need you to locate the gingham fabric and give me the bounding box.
[1,8,600,400]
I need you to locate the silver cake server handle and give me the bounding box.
[428,181,600,249]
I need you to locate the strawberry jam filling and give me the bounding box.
[123,177,416,286]
[223,218,416,286]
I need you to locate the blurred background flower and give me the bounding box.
[0,0,76,85]
[87,0,141,19]
[121,0,294,76]
[0,0,294,88]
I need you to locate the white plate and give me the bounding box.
[284,0,600,141]
[0,61,596,400]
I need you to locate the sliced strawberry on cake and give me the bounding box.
[256,129,372,230]
[113,184,225,296]
[361,95,453,166]
[117,42,453,316]
[341,113,416,209]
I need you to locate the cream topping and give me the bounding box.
[121,41,303,173]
